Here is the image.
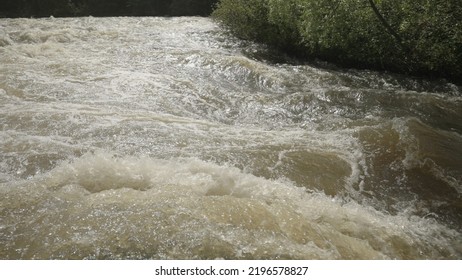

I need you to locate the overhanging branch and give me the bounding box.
[367,0,408,52]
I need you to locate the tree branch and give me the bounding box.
[367,0,408,52]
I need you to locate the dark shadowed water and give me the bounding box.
[1,17,461,259]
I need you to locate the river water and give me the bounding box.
[0,17,461,259]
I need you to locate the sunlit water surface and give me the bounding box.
[1,17,461,259]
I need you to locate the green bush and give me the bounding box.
[213,0,462,82]
[212,0,271,40]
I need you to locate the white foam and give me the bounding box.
[1,17,460,260]
[0,152,444,259]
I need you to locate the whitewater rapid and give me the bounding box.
[1,17,461,259]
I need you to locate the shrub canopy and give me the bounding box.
[213,0,462,82]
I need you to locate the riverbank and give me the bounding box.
[212,0,462,85]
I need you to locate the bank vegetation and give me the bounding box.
[213,0,462,82]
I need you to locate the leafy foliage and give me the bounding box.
[213,0,462,81]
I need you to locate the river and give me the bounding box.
[1,17,461,259]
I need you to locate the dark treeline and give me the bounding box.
[0,0,219,18]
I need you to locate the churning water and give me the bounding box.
[0,17,461,259]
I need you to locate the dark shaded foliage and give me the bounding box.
[0,0,219,18]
